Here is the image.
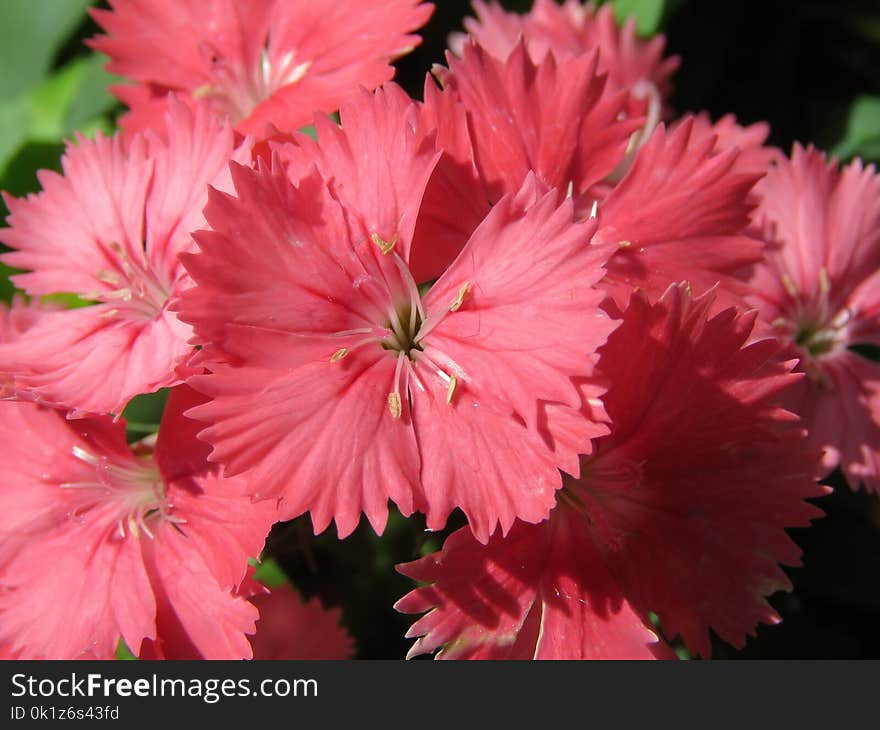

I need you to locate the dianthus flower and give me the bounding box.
[425,41,765,310]
[747,145,880,492]
[0,100,252,415]
[178,84,616,543]
[397,285,826,659]
[449,0,679,124]
[0,386,277,659]
[89,0,434,136]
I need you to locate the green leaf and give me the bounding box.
[0,53,121,180]
[611,0,667,36]
[0,141,64,202]
[0,97,30,178]
[251,557,290,589]
[0,262,18,303]
[832,95,880,162]
[0,0,95,100]
[115,638,138,661]
[121,389,170,440]
[40,292,94,309]
[299,124,318,141]
[26,53,119,141]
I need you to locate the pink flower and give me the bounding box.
[0,99,252,416]
[397,285,826,659]
[425,41,765,310]
[89,0,434,137]
[591,118,766,310]
[0,385,277,659]
[426,40,639,207]
[249,585,354,660]
[671,112,779,180]
[450,1,679,121]
[747,145,880,492]
[178,85,616,543]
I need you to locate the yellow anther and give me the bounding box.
[819,267,831,294]
[445,375,458,405]
[330,348,349,362]
[388,392,402,419]
[449,282,472,312]
[371,232,399,255]
[618,240,632,249]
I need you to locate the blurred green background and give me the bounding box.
[1,0,879,659]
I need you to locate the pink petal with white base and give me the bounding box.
[747,145,880,491]
[90,0,433,136]
[0,100,251,415]
[0,387,274,659]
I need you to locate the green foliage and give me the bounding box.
[0,0,94,100]
[833,95,880,162]
[0,52,120,181]
[611,0,666,36]
[121,389,170,440]
[0,262,17,303]
[115,638,138,660]
[250,557,291,589]
[0,0,120,230]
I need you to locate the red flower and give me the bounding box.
[178,85,616,542]
[397,285,826,658]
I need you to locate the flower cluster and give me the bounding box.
[0,0,875,660]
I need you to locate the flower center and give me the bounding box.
[194,41,311,124]
[88,242,172,321]
[60,437,184,540]
[774,268,851,363]
[327,233,471,419]
[381,301,425,359]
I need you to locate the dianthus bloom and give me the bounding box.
[397,285,826,659]
[0,386,277,659]
[178,84,616,542]
[747,145,880,492]
[425,41,765,310]
[249,585,354,660]
[449,0,679,123]
[89,0,433,136]
[0,100,251,415]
